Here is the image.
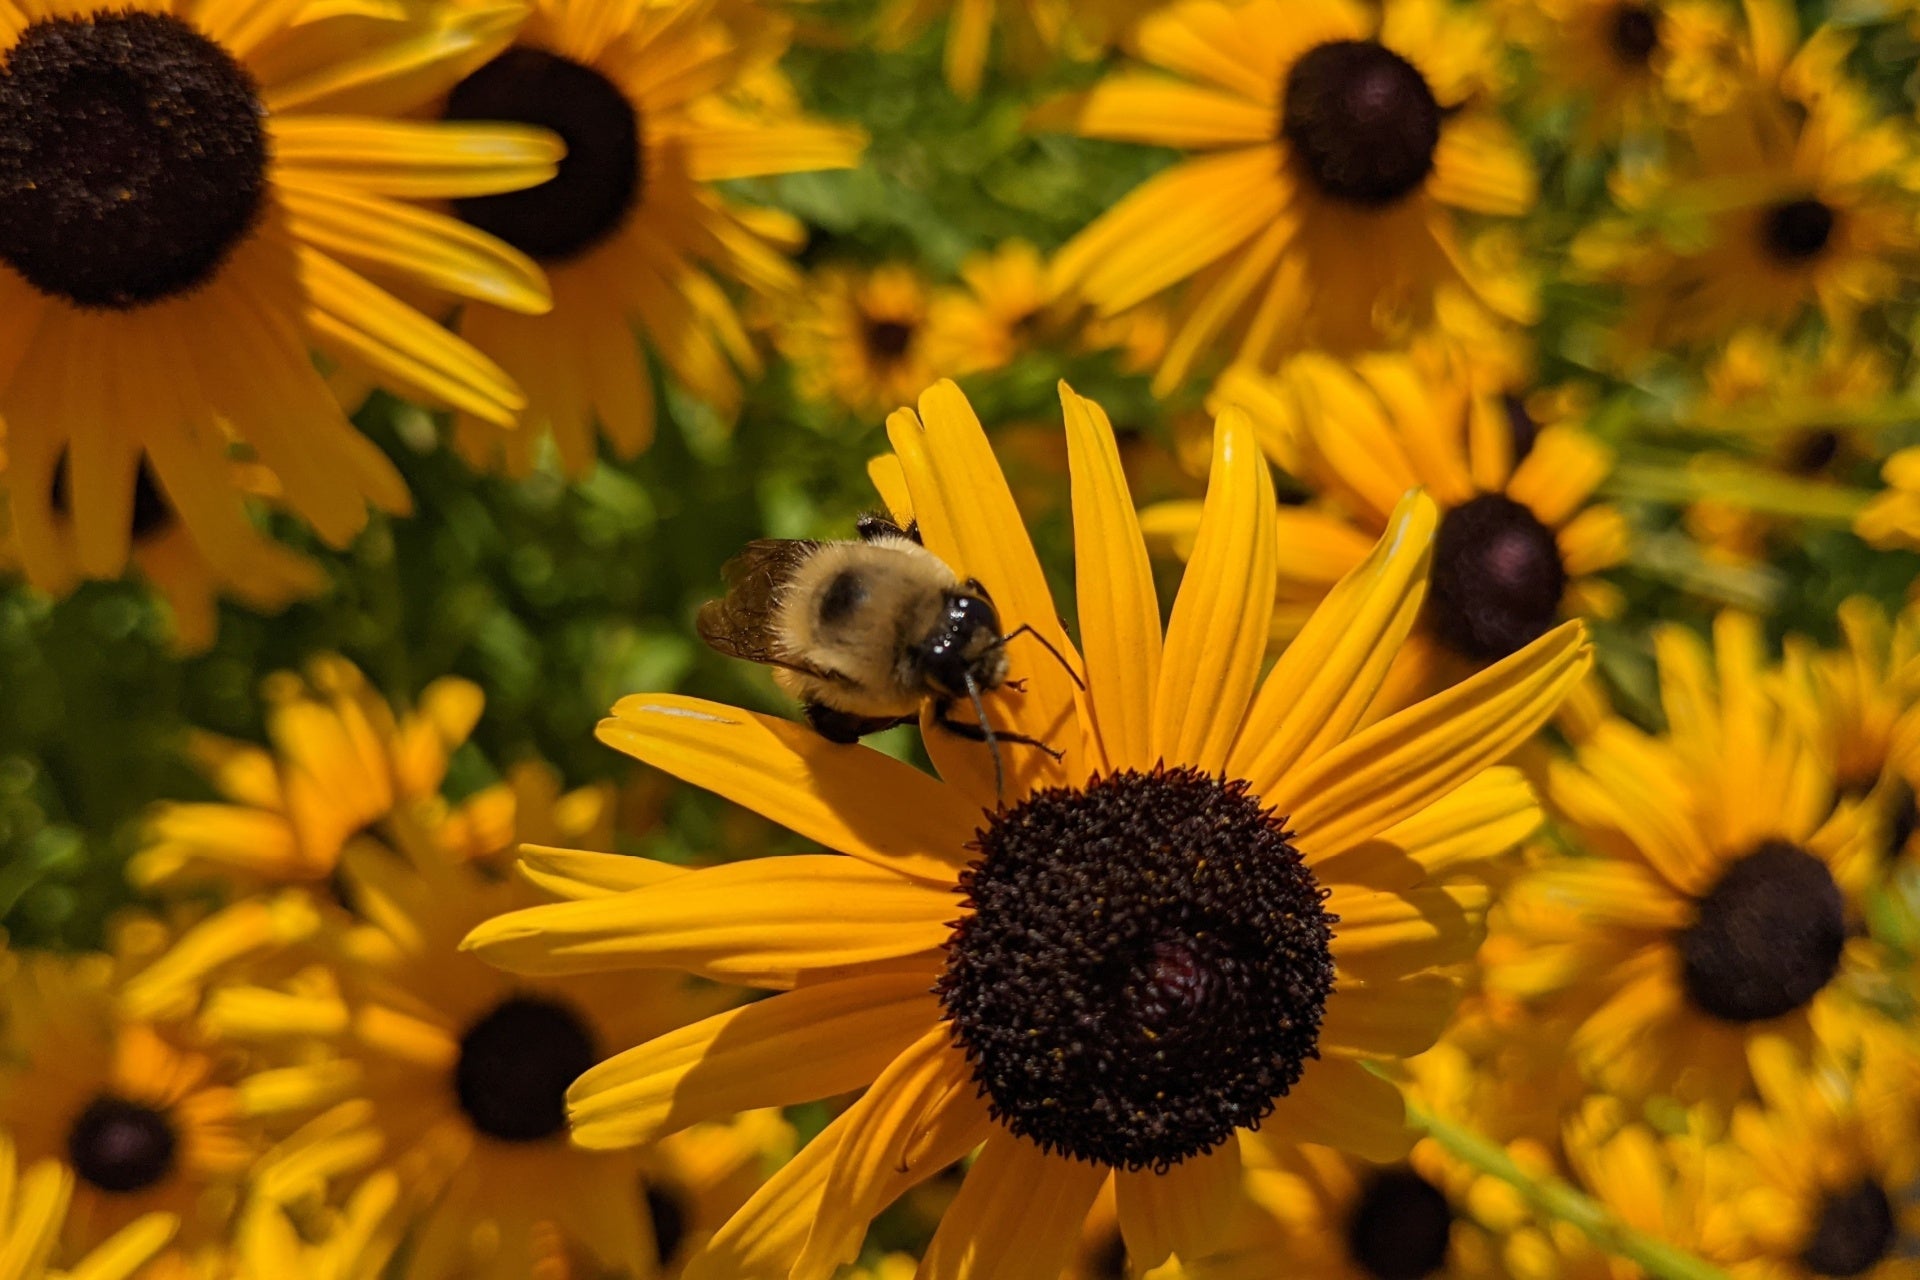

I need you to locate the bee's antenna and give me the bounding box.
[963,673,1008,810]
[992,623,1086,691]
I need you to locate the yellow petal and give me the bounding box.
[460,856,953,986]
[797,1029,992,1279]
[516,845,691,900]
[1326,881,1491,978]
[889,383,1083,798]
[597,695,978,885]
[1062,382,1162,772]
[1114,1135,1243,1269]
[1319,973,1460,1058]
[270,117,563,199]
[1558,504,1631,577]
[1275,623,1590,861]
[918,1135,1108,1280]
[1314,765,1540,890]
[1427,115,1537,216]
[1232,491,1436,793]
[1506,427,1612,527]
[567,973,939,1149]
[63,1212,179,1280]
[1268,1056,1414,1162]
[0,1159,69,1280]
[1153,406,1276,773]
[1075,75,1280,148]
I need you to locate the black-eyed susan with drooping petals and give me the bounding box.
[0,0,560,597]
[1489,614,1883,1106]
[1572,30,1919,349]
[1727,1031,1920,1280]
[441,0,864,477]
[1169,351,1626,689]
[463,378,1589,1277]
[773,262,960,420]
[1051,0,1536,392]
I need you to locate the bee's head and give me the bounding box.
[921,585,1010,697]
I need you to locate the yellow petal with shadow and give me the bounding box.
[1312,765,1540,891]
[1558,505,1630,576]
[1062,382,1162,773]
[918,1134,1109,1280]
[1075,75,1279,148]
[1267,1056,1413,1162]
[1506,427,1611,528]
[270,117,564,199]
[597,694,979,886]
[1113,1134,1242,1269]
[890,383,1083,798]
[1319,972,1460,1058]
[1232,491,1435,793]
[1325,881,1491,978]
[64,1212,179,1280]
[460,856,954,985]
[868,454,915,528]
[1275,622,1590,862]
[0,1156,69,1279]
[567,972,939,1150]
[797,1028,993,1279]
[515,845,691,900]
[1152,407,1275,774]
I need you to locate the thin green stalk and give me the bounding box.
[1405,1100,1732,1280]
[1603,463,1873,522]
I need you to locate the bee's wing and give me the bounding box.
[696,539,843,682]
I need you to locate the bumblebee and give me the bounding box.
[697,514,1073,801]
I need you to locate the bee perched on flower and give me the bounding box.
[1050,0,1537,393]
[0,0,560,598]
[464,379,1588,1275]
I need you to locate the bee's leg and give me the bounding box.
[855,513,922,544]
[804,703,915,743]
[930,698,1065,762]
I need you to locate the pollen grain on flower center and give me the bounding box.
[1282,39,1442,207]
[454,994,598,1143]
[0,10,269,310]
[445,46,643,264]
[1677,839,1845,1023]
[936,765,1336,1173]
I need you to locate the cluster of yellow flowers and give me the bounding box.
[2,0,1920,1276]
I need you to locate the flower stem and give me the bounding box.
[1405,1100,1732,1280]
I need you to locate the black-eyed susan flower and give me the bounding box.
[924,240,1059,377]
[1489,614,1882,1105]
[465,379,1589,1276]
[0,0,559,597]
[440,0,864,477]
[1573,34,1919,348]
[0,952,272,1265]
[197,755,749,1280]
[1051,0,1537,393]
[0,1131,178,1280]
[774,263,952,419]
[1497,0,1764,142]
[133,657,483,892]
[1183,352,1627,681]
[1727,1033,1920,1280]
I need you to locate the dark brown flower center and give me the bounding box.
[937,765,1335,1172]
[444,46,641,264]
[641,1178,690,1264]
[1763,198,1836,264]
[1427,494,1567,663]
[1785,429,1841,475]
[1609,3,1661,65]
[67,1094,177,1193]
[1678,840,1844,1023]
[0,10,268,309]
[1282,40,1441,207]
[863,317,915,363]
[1802,1178,1898,1278]
[454,994,597,1142]
[1348,1166,1454,1280]
[1884,782,1917,861]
